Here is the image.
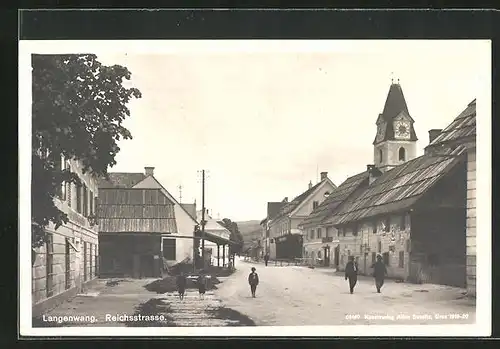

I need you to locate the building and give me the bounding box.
[97,167,198,277]
[196,209,231,268]
[425,99,476,296]
[327,91,475,288]
[259,201,286,258]
[268,172,336,260]
[32,156,99,317]
[298,170,371,267]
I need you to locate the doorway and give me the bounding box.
[334,245,340,268]
[324,246,331,266]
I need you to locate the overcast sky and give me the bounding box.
[93,40,487,222]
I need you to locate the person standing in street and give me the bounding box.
[344,256,358,294]
[371,254,388,293]
[248,267,259,298]
[264,253,269,267]
[197,270,208,300]
[176,271,187,301]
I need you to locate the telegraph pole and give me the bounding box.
[178,184,183,203]
[201,170,206,270]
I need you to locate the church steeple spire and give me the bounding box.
[373,80,418,172]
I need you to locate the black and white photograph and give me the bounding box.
[19,39,491,337]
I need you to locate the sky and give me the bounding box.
[92,40,487,222]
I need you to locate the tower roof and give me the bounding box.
[381,83,410,122]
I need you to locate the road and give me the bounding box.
[216,259,476,326]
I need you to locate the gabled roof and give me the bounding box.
[97,188,178,234]
[268,202,285,220]
[98,172,146,189]
[299,171,369,228]
[427,99,476,149]
[330,146,467,226]
[181,203,197,219]
[271,180,328,223]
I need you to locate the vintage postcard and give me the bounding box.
[19,39,491,337]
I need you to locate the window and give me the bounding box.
[65,238,71,290]
[317,251,322,259]
[399,147,406,161]
[89,243,93,279]
[46,234,54,297]
[372,222,377,234]
[352,225,358,236]
[94,196,98,216]
[162,238,177,260]
[399,251,404,268]
[83,242,88,282]
[310,230,314,239]
[399,215,406,230]
[342,228,346,237]
[372,252,376,263]
[379,149,383,163]
[313,201,319,210]
[89,191,94,215]
[383,252,390,266]
[316,228,321,239]
[384,218,390,232]
[67,182,72,208]
[76,183,82,213]
[347,250,351,256]
[378,241,382,253]
[83,184,88,216]
[325,227,330,238]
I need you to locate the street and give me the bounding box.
[33,259,475,327]
[218,259,476,326]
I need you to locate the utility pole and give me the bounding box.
[178,184,183,203]
[201,170,206,270]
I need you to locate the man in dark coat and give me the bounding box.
[371,254,388,293]
[176,271,187,300]
[264,253,269,267]
[344,256,358,294]
[248,267,259,298]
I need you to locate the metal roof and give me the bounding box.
[329,146,467,226]
[299,170,369,228]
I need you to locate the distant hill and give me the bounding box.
[236,220,262,243]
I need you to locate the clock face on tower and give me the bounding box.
[394,120,410,139]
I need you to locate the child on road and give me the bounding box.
[248,267,259,298]
[176,271,187,301]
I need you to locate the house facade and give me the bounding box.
[328,94,475,289]
[259,201,286,258]
[196,209,231,268]
[97,166,198,277]
[298,171,370,267]
[268,172,336,260]
[32,156,99,317]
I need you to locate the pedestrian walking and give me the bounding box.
[344,256,359,294]
[264,253,269,267]
[176,271,187,301]
[248,267,259,298]
[197,270,208,300]
[371,254,388,293]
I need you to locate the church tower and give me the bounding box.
[373,80,418,172]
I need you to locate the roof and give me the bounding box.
[329,146,467,226]
[271,181,324,222]
[299,171,369,228]
[268,202,285,220]
[98,172,146,189]
[373,83,418,144]
[427,99,476,149]
[98,188,178,233]
[204,218,231,241]
[181,203,197,219]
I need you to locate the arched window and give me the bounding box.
[399,147,406,161]
[379,149,383,163]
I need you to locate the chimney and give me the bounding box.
[428,129,442,144]
[308,180,313,189]
[283,197,288,203]
[144,166,155,176]
[367,164,382,185]
[320,172,328,181]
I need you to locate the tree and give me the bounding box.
[31,54,142,248]
[218,218,244,255]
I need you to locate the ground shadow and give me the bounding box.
[207,307,256,326]
[122,298,176,327]
[144,276,221,294]
[105,279,129,287]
